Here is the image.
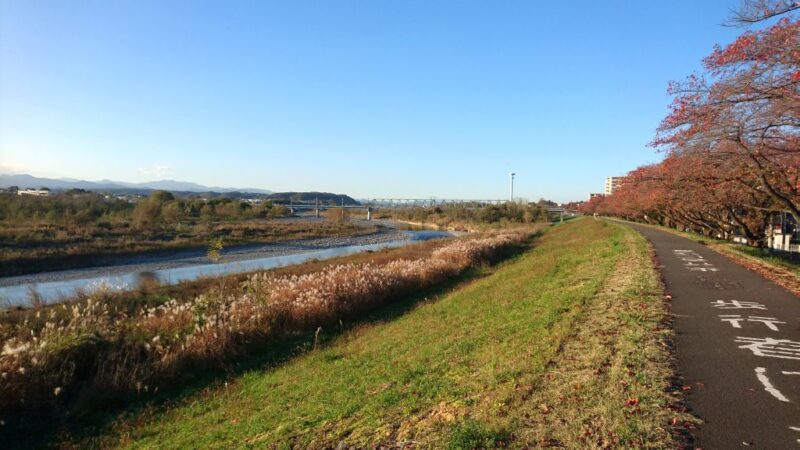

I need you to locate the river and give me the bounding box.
[0,230,454,307]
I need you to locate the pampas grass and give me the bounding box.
[0,231,526,422]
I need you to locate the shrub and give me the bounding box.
[324,207,351,223]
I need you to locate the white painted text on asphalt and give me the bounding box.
[710,299,767,310]
[674,249,719,272]
[735,337,800,360]
[718,315,786,331]
[706,294,798,444]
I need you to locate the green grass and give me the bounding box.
[515,220,694,447]
[727,245,800,273]
[62,218,682,449]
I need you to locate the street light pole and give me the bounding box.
[509,172,515,202]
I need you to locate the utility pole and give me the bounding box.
[509,172,516,203]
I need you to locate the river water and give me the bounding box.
[0,230,453,307]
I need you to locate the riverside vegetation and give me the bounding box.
[13,218,693,448]
[0,190,376,276]
[376,201,552,231]
[0,229,530,444]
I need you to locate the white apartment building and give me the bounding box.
[604,176,624,195]
[17,188,51,197]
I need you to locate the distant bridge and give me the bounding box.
[367,199,507,207]
[283,198,575,221]
[284,198,511,219]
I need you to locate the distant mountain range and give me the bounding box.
[0,174,272,195]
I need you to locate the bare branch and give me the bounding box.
[728,0,800,25]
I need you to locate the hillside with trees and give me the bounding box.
[265,192,359,205]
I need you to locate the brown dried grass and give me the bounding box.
[0,231,529,426]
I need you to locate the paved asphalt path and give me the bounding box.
[628,224,800,449]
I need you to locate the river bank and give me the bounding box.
[0,228,410,287]
[0,217,384,277]
[0,230,530,447]
[0,228,454,306]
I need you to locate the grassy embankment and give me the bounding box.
[611,218,800,296]
[61,218,692,449]
[1,229,530,448]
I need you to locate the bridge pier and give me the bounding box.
[367,207,372,221]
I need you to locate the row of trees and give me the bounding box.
[129,191,289,228]
[388,201,550,225]
[0,190,291,229]
[585,1,799,246]
[0,190,132,226]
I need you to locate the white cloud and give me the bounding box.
[0,162,29,174]
[138,165,172,178]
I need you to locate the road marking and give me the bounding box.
[711,300,767,310]
[747,316,786,331]
[737,337,800,360]
[754,367,790,402]
[640,231,800,447]
[673,249,719,272]
[719,314,744,328]
[718,315,785,331]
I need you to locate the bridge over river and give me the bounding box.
[285,198,575,221]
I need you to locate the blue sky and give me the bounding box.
[1,1,745,201]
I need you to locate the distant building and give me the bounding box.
[604,176,624,195]
[588,193,605,201]
[767,211,799,253]
[18,188,51,197]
